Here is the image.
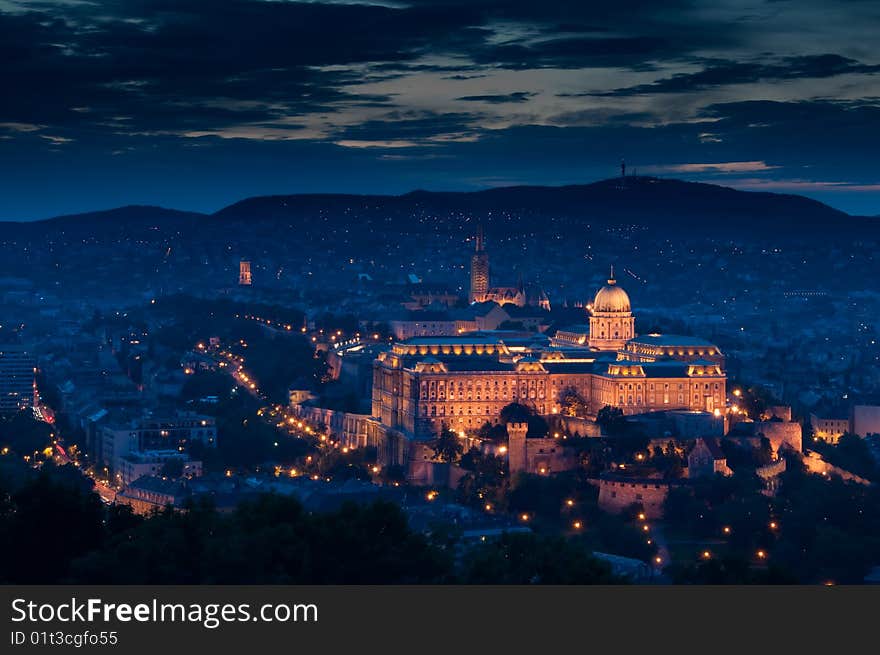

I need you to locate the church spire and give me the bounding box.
[469,224,489,303]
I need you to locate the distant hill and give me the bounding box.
[212,176,865,237]
[5,178,876,241]
[0,205,206,236]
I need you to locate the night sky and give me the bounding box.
[2,0,879,219]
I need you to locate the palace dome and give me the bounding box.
[592,274,631,313]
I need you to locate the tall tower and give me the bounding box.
[469,225,489,303]
[239,260,252,286]
[588,266,635,351]
[507,422,529,475]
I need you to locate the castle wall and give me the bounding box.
[753,421,803,453]
[556,416,602,438]
[803,452,871,486]
[597,477,674,519]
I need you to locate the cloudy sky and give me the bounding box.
[2,0,879,219]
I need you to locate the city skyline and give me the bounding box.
[2,0,880,594]
[1,0,879,219]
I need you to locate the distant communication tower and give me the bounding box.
[239,260,252,286]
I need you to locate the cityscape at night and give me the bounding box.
[2,0,880,598]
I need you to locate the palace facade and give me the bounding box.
[373,270,726,440]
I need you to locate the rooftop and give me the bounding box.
[629,334,717,348]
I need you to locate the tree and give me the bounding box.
[380,464,406,485]
[596,405,628,437]
[456,449,508,509]
[820,433,878,481]
[559,386,589,418]
[499,403,549,438]
[69,498,453,584]
[0,411,53,458]
[459,533,618,584]
[476,421,508,445]
[0,471,104,584]
[499,403,533,424]
[432,425,463,463]
[160,457,185,479]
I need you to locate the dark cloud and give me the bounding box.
[0,0,481,133]
[1,1,879,217]
[456,92,535,103]
[333,111,483,144]
[592,54,880,96]
[468,36,671,70]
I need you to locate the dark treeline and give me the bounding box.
[664,455,880,584]
[0,461,618,585]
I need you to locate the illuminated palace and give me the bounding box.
[373,269,726,440]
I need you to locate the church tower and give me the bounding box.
[239,260,252,286]
[588,266,635,350]
[469,225,489,303]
